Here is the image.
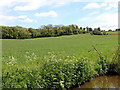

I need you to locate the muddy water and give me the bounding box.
[73,75,119,89]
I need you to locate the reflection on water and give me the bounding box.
[73,75,119,89]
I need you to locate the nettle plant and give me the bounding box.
[39,55,95,89]
[95,57,108,75]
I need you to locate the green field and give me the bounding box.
[2,33,118,88]
[107,31,119,34]
[2,34,118,61]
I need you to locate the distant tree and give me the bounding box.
[89,27,93,31]
[47,24,53,28]
[73,29,78,34]
[93,30,102,35]
[18,28,31,39]
[40,25,45,29]
[115,29,119,31]
[2,26,9,39]
[98,27,101,31]
[11,27,19,39]
[83,28,86,30]
[71,24,75,30]
[58,29,63,36]
[108,29,112,31]
[103,30,107,35]
[52,27,58,36]
[75,25,78,29]
[40,29,48,37]
[80,27,82,30]
[1,25,107,39]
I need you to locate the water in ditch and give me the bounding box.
[73,75,119,89]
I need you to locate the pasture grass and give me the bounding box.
[2,34,118,60]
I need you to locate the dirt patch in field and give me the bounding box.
[3,39,25,41]
[109,34,120,35]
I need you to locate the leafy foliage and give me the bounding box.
[2,52,110,89]
[1,25,108,39]
[107,46,120,73]
[1,25,87,39]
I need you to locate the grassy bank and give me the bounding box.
[2,53,109,89]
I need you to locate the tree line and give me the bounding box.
[0,24,110,39]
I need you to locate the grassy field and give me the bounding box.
[2,34,118,62]
[107,31,119,35]
[2,33,118,88]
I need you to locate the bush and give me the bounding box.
[93,30,102,35]
[90,31,93,35]
[108,46,120,73]
[103,31,107,35]
[95,57,108,75]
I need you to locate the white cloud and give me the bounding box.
[13,0,72,11]
[18,15,27,19]
[79,17,90,22]
[96,13,117,29]
[105,7,111,10]
[0,0,118,11]
[18,15,37,23]
[101,3,107,7]
[96,13,118,27]
[35,11,58,17]
[83,2,117,10]
[78,12,117,30]
[34,20,38,23]
[19,18,33,23]
[14,0,47,11]
[89,11,99,15]
[0,0,108,11]
[0,14,37,24]
[108,2,118,8]
[52,0,73,7]
[18,16,37,23]
[105,0,119,3]
[104,2,118,10]
[83,3,101,9]
[73,0,105,2]
[0,14,17,25]
[0,0,17,9]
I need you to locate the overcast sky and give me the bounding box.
[0,0,118,30]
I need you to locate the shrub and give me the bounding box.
[90,31,94,35]
[103,31,107,35]
[108,46,120,73]
[95,57,108,75]
[93,30,102,35]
